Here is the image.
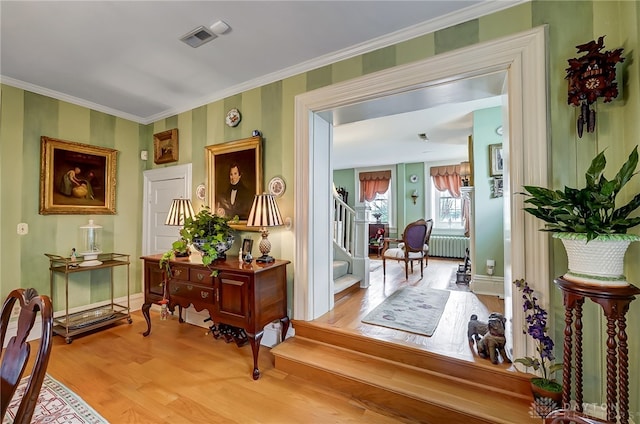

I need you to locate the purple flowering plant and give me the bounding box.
[513,279,563,392]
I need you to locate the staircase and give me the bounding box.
[271,321,535,423]
[333,260,360,300]
[332,192,363,297]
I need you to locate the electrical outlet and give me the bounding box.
[17,223,28,235]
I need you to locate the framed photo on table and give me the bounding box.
[242,239,254,255]
[489,143,503,176]
[39,136,118,215]
[205,136,262,227]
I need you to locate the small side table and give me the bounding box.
[369,223,388,257]
[554,277,640,424]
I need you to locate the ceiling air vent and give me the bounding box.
[180,26,217,48]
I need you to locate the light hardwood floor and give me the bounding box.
[42,256,505,423]
[45,312,412,423]
[322,256,505,363]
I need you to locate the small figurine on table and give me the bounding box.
[70,248,79,268]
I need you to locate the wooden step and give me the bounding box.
[334,273,360,295]
[290,319,533,399]
[272,336,535,424]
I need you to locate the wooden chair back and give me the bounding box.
[402,219,428,253]
[1,288,53,424]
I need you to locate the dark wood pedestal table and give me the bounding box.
[554,277,640,424]
[141,255,290,380]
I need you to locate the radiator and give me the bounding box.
[429,235,469,259]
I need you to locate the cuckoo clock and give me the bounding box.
[565,36,624,137]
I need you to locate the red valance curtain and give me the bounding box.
[430,164,469,236]
[359,171,391,202]
[430,165,461,197]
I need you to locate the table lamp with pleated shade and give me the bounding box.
[246,193,283,263]
[165,198,196,226]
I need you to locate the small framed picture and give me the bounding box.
[153,128,179,164]
[491,176,504,198]
[242,238,254,255]
[489,143,503,176]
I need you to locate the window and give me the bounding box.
[357,168,394,226]
[432,187,463,229]
[365,190,389,223]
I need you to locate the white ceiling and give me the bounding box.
[0,1,516,167]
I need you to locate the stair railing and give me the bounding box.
[333,193,355,255]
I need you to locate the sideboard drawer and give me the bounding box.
[170,280,214,305]
[170,265,190,281]
[190,268,213,285]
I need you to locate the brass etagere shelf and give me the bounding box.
[46,252,132,344]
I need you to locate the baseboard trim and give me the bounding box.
[470,275,504,298]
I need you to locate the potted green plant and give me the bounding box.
[160,207,235,272]
[522,146,640,286]
[513,279,563,417]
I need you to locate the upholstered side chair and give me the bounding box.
[1,288,53,424]
[382,218,433,280]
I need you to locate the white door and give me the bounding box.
[142,164,193,255]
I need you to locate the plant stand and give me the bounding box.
[555,277,640,424]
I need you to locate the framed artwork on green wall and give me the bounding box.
[205,135,262,228]
[39,136,118,215]
[489,143,503,176]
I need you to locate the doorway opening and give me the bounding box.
[294,27,550,364]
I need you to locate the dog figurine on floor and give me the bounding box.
[470,313,511,364]
[467,312,505,343]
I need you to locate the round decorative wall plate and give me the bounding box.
[225,108,241,127]
[268,176,286,198]
[196,183,206,200]
[409,174,418,183]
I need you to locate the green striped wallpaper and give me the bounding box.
[2,1,640,414]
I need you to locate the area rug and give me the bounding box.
[362,286,450,336]
[3,374,108,424]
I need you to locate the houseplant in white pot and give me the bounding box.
[522,146,640,286]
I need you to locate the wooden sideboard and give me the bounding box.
[141,254,290,380]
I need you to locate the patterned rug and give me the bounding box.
[3,374,108,424]
[362,286,450,336]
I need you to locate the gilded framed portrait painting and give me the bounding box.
[39,136,118,214]
[205,136,262,227]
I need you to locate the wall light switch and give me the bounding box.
[141,150,148,161]
[17,223,28,235]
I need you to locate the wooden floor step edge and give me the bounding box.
[289,320,532,397]
[273,337,533,424]
[273,336,533,407]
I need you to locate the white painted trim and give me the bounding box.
[470,275,505,298]
[294,27,549,365]
[0,1,527,124]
